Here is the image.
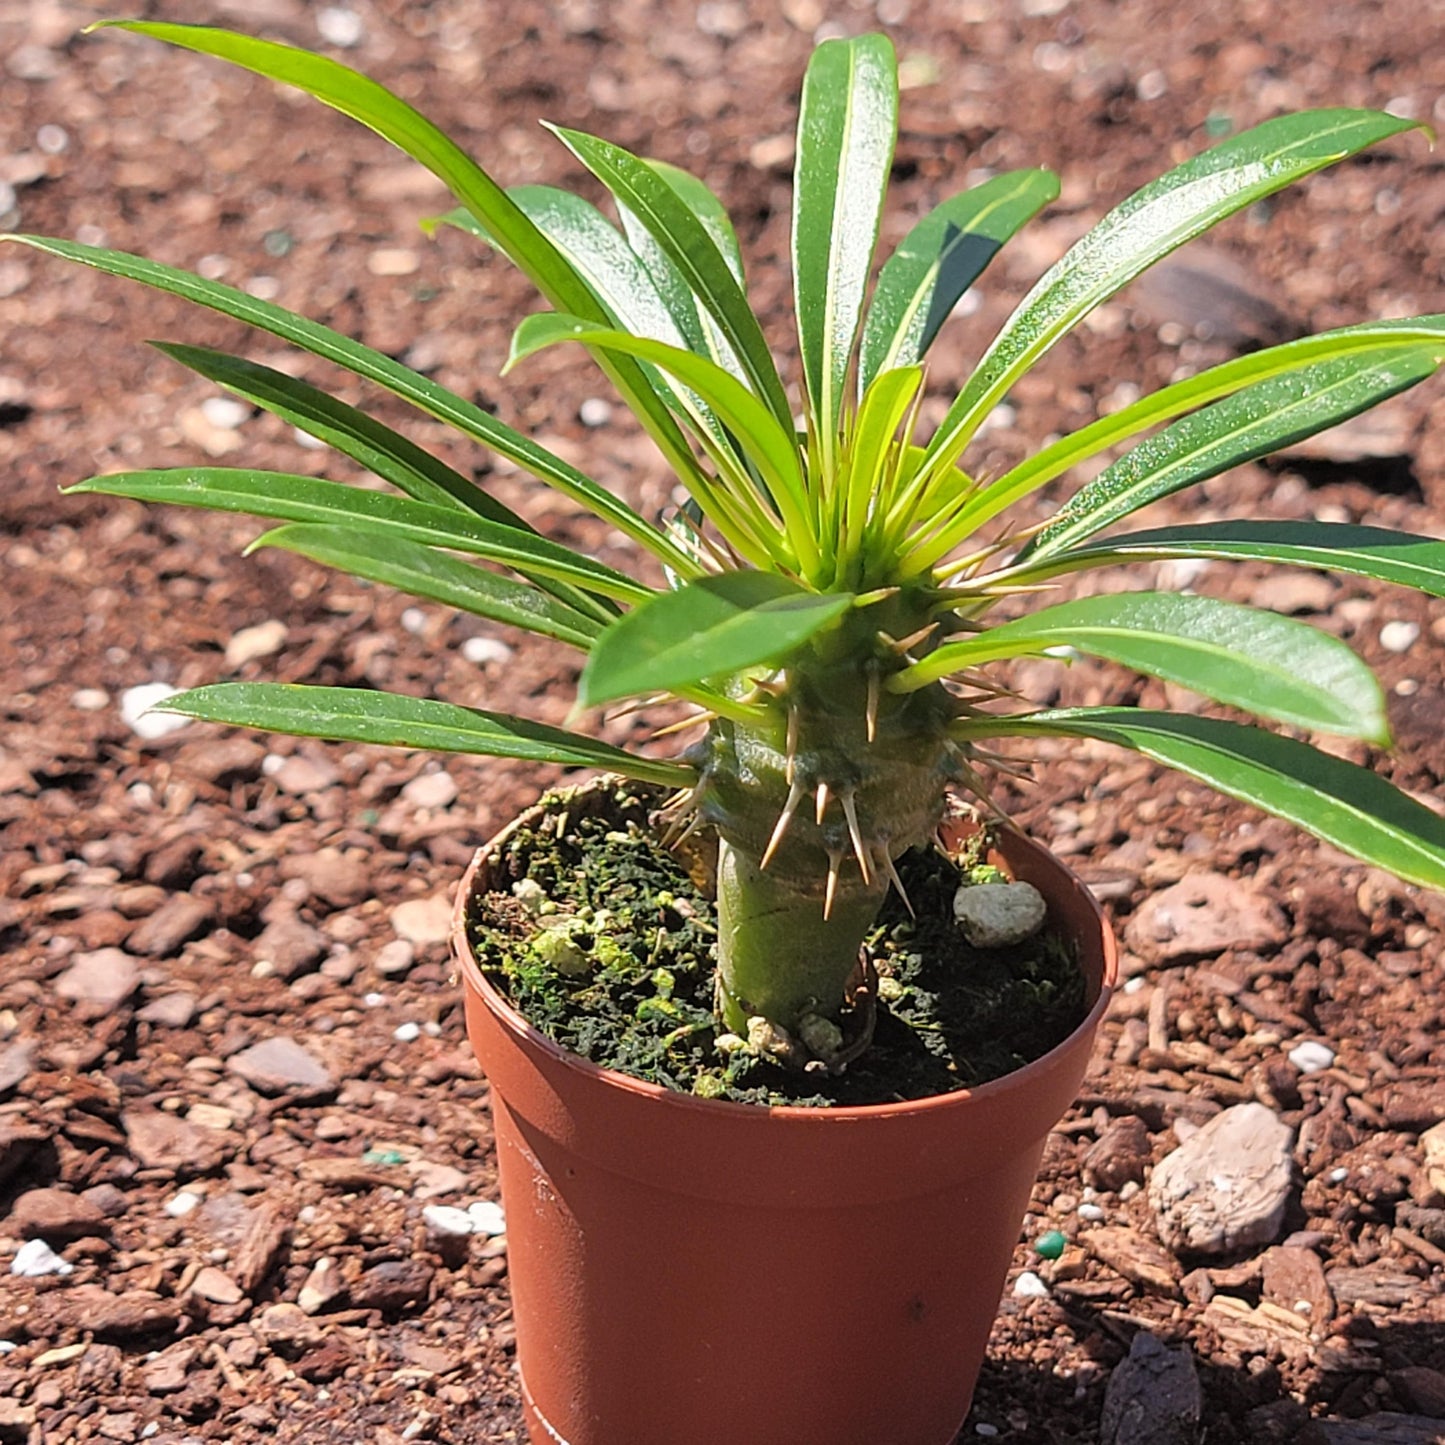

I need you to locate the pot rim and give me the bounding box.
[452,779,1118,1126]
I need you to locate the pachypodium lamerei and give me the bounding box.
[15,21,1445,1067]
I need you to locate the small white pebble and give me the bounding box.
[1294,1298,1313,1314]
[1136,69,1169,101]
[1395,678,1419,697]
[298,1205,318,1224]
[975,1426,1000,1439]
[262,753,286,776]
[578,397,613,427]
[120,682,190,739]
[363,992,386,1008]
[200,396,250,431]
[466,1200,506,1237]
[317,6,365,47]
[461,635,515,666]
[1012,1270,1049,1299]
[422,1204,475,1237]
[978,402,1016,434]
[0,1340,16,1354]
[1288,1040,1335,1074]
[1123,976,1145,994]
[11,1239,73,1277]
[37,123,68,153]
[423,1021,442,1037]
[164,1190,202,1218]
[245,276,281,301]
[1380,620,1420,654]
[1077,1203,1105,1222]
[294,427,327,450]
[1329,1166,1349,1184]
[72,688,109,711]
[393,1022,422,1043]
[400,607,427,635]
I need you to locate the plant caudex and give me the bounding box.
[18,22,1445,1064]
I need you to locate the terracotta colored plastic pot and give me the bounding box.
[452,788,1117,1445]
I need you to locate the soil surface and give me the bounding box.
[2,1,1444,1442]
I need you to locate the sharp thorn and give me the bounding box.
[823,850,842,921]
[785,704,799,785]
[648,710,716,740]
[760,781,804,870]
[881,848,915,918]
[840,791,873,887]
[865,669,879,744]
[815,780,832,826]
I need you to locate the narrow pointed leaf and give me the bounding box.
[1023,347,1443,562]
[8,234,699,578]
[152,342,519,524]
[900,591,1387,741]
[97,21,711,492]
[1003,520,1445,598]
[792,33,897,454]
[860,169,1059,390]
[953,708,1445,891]
[961,316,1445,534]
[917,108,1425,480]
[64,468,651,603]
[580,573,855,708]
[154,682,695,787]
[253,525,604,648]
[547,124,794,433]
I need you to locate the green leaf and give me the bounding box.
[546,124,794,434]
[900,591,1387,741]
[1023,347,1443,561]
[959,317,1445,535]
[7,234,699,579]
[65,467,650,604]
[916,108,1425,482]
[859,169,1059,390]
[579,572,855,708]
[96,20,709,495]
[152,341,523,525]
[250,524,604,649]
[792,33,897,462]
[953,708,1445,891]
[838,365,923,580]
[155,682,696,787]
[509,313,817,575]
[1003,520,1445,598]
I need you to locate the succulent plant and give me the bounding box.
[15,22,1445,1063]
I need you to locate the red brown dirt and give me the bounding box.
[2,1,1443,1442]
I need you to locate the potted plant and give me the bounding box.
[14,19,1445,1444]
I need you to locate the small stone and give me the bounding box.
[466,1200,506,1237]
[298,1258,346,1315]
[10,1238,73,1277]
[422,1205,475,1238]
[1125,872,1288,965]
[73,687,110,711]
[199,396,250,431]
[270,753,341,795]
[1261,1245,1334,1327]
[578,397,613,427]
[373,940,416,977]
[136,992,199,1028]
[394,1022,422,1043]
[349,1259,433,1314]
[1380,620,1421,654]
[10,1187,110,1242]
[225,620,288,669]
[252,912,327,981]
[401,770,458,810]
[126,893,214,957]
[953,881,1047,947]
[54,948,140,1018]
[1100,1332,1201,1445]
[189,1266,243,1305]
[179,404,244,456]
[142,1344,197,1395]
[120,683,190,740]
[316,6,365,46]
[461,636,514,666]
[408,1161,470,1200]
[1288,1040,1336,1074]
[255,1303,325,1347]
[1149,1102,1294,1256]
[227,1037,335,1096]
[1035,1230,1067,1260]
[391,893,453,946]
[1078,1203,1106,1222]
[125,1109,230,1175]
[279,848,369,910]
[1083,1115,1153,1192]
[1082,1225,1179,1294]
[164,1191,203,1218]
[1013,1270,1049,1298]
[368,248,419,276]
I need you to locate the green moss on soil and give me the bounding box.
[466,782,1089,1108]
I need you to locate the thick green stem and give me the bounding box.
[715,837,884,1033]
